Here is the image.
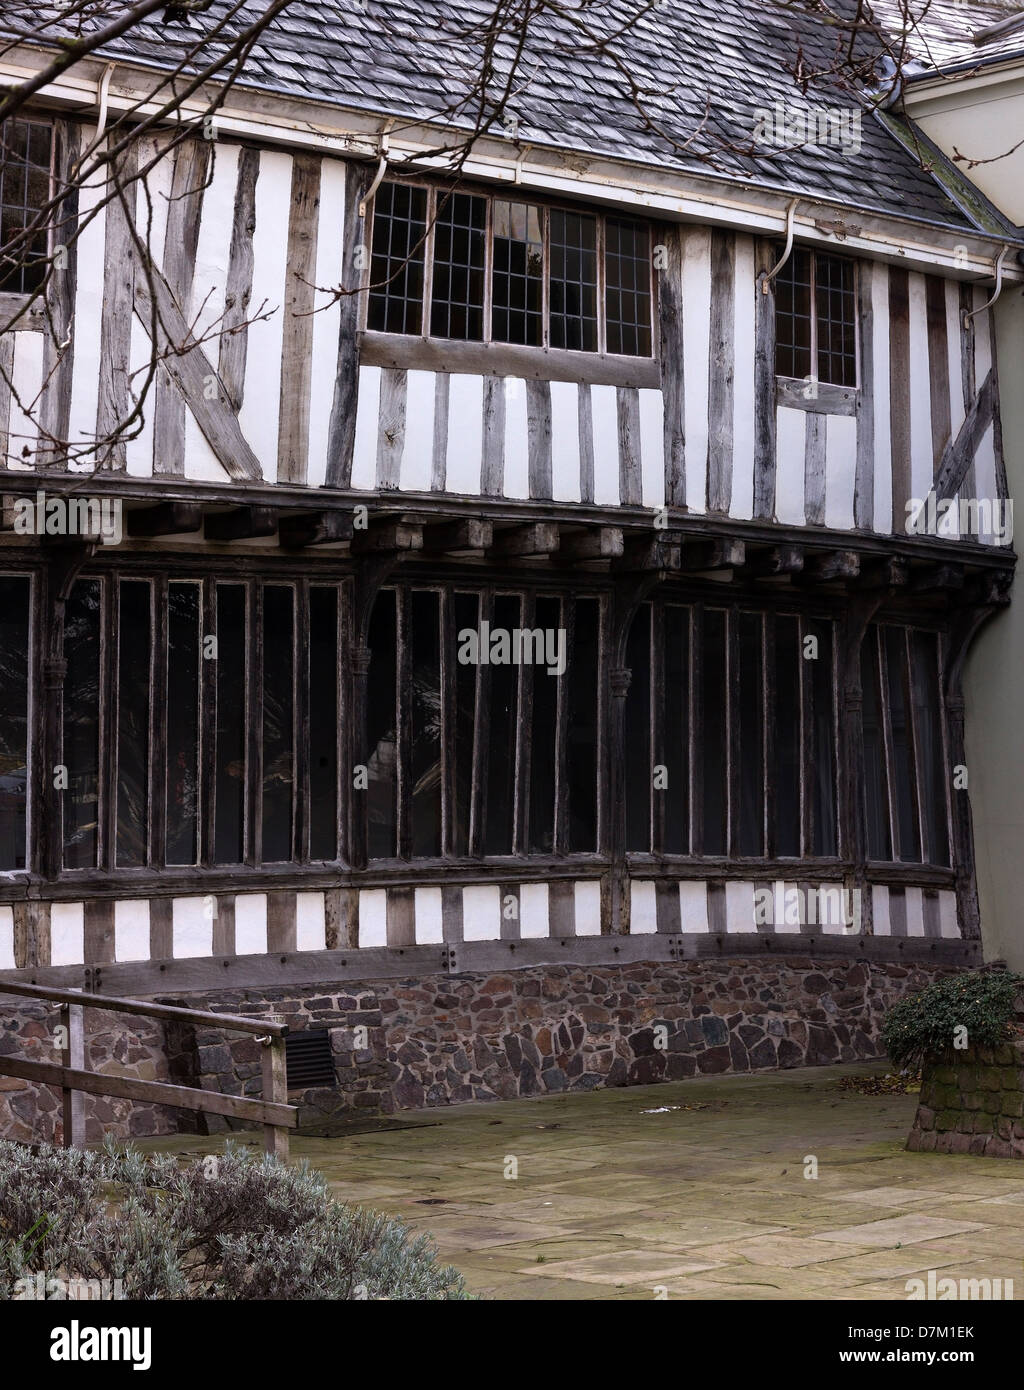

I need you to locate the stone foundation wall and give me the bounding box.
[908,1041,1024,1158]
[0,954,961,1144]
[0,1001,180,1145]
[190,955,957,1130]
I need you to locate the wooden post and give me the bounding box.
[262,1035,289,1161]
[60,998,85,1149]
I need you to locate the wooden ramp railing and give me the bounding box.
[0,980,296,1159]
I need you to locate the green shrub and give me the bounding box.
[0,1139,471,1300]
[882,969,1024,1070]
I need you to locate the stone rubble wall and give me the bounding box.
[0,955,959,1143]
[908,1041,1024,1158]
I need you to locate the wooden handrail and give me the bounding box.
[0,980,295,1157]
[0,979,289,1037]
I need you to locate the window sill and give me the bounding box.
[776,376,858,417]
[0,291,45,331]
[359,330,661,391]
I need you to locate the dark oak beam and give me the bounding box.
[421,518,493,554]
[491,523,560,557]
[681,538,745,571]
[742,544,804,578]
[559,527,624,562]
[203,506,278,542]
[349,520,423,554]
[278,510,354,549]
[126,502,203,537]
[799,550,860,583]
[615,534,683,573]
[912,562,965,593]
[858,556,910,590]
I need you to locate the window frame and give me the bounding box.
[774,245,859,393]
[363,178,658,366]
[0,115,56,303]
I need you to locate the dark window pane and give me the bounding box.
[884,626,921,862]
[861,629,891,860]
[214,586,246,865]
[663,605,689,854]
[528,597,559,853]
[774,616,801,857]
[0,576,29,870]
[485,595,520,854]
[738,612,764,856]
[605,218,651,356]
[261,586,294,862]
[912,630,949,867]
[366,182,427,335]
[492,199,542,346]
[430,192,486,341]
[815,253,856,386]
[366,590,397,859]
[549,209,598,351]
[774,246,812,380]
[453,593,479,856]
[0,118,52,295]
[624,605,651,852]
[63,580,101,869]
[567,598,599,852]
[411,591,442,857]
[808,618,837,856]
[166,582,200,866]
[309,588,338,861]
[701,610,728,855]
[116,581,151,867]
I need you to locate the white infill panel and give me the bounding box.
[574,880,602,936]
[400,370,437,493]
[904,886,926,937]
[872,885,891,936]
[550,380,582,502]
[774,406,806,525]
[907,271,933,511]
[173,896,213,958]
[295,891,327,951]
[114,900,150,962]
[871,261,893,534]
[824,414,857,532]
[678,881,709,933]
[629,880,657,934]
[307,156,346,489]
[519,882,550,939]
[681,225,711,515]
[414,886,444,944]
[8,332,43,467]
[938,891,960,939]
[638,387,666,509]
[50,903,84,966]
[772,881,802,934]
[725,881,756,933]
[445,374,484,494]
[350,365,381,490]
[462,884,501,941]
[358,889,387,948]
[238,149,291,475]
[0,906,14,969]
[502,376,530,498]
[729,233,756,521]
[590,384,620,505]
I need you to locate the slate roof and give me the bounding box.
[3,0,1011,232]
[871,0,1024,71]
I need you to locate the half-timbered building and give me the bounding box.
[0,0,1020,1134]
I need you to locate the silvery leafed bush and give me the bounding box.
[0,1139,470,1300]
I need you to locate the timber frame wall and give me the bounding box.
[0,116,1017,989]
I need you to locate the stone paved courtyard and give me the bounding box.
[142,1062,1024,1299]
